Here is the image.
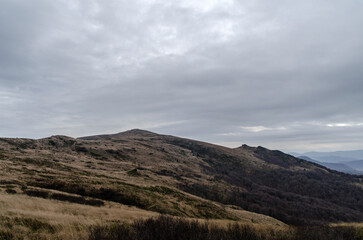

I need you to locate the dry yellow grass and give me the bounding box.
[225,206,286,227]
[0,192,158,239]
[330,222,363,228]
[0,190,287,239]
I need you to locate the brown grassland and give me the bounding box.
[0,191,289,239]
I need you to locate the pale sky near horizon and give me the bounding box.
[1,0,363,152]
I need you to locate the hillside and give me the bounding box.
[1,129,363,227]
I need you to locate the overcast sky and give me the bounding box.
[1,0,363,152]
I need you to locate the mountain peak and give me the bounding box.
[78,129,159,140]
[237,144,255,151]
[118,129,158,137]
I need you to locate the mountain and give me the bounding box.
[291,150,363,174]
[316,162,361,174]
[300,150,363,163]
[345,160,363,171]
[1,129,363,226]
[297,156,362,174]
[296,155,321,164]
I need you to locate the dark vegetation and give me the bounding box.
[89,215,363,240]
[5,188,17,194]
[167,138,363,224]
[28,179,233,219]
[127,168,142,176]
[24,189,104,206]
[0,216,55,239]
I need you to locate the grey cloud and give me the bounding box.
[1,0,363,152]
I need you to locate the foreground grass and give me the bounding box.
[1,192,362,240]
[0,192,157,240]
[90,216,363,240]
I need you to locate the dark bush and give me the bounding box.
[50,193,104,206]
[127,168,141,177]
[5,189,17,194]
[24,190,49,198]
[293,226,363,240]
[23,189,104,206]
[12,217,55,233]
[31,181,150,209]
[75,146,88,153]
[0,230,13,240]
[89,215,264,240]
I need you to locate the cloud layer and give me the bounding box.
[1,0,363,152]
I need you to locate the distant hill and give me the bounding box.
[291,150,363,174]
[345,160,363,171]
[1,129,363,225]
[297,156,362,175]
[301,150,363,162]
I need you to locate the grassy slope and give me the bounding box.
[0,191,284,239]
[81,130,363,224]
[0,131,288,239]
[0,192,157,239]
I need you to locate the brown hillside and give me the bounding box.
[1,129,362,225]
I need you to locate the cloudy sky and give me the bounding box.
[1,0,363,152]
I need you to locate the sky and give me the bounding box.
[1,0,363,152]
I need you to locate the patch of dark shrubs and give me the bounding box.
[89,215,264,240]
[30,181,147,208]
[0,180,20,185]
[127,168,141,177]
[29,180,233,219]
[35,180,143,206]
[293,225,363,240]
[13,217,55,233]
[24,190,49,198]
[105,149,128,160]
[51,193,104,206]
[94,187,149,208]
[23,189,104,207]
[75,146,88,153]
[89,216,363,240]
[180,169,363,225]
[5,189,17,194]
[0,230,13,240]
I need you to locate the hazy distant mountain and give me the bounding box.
[296,155,320,164]
[345,160,363,171]
[301,150,363,163]
[289,150,363,174]
[297,156,362,175]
